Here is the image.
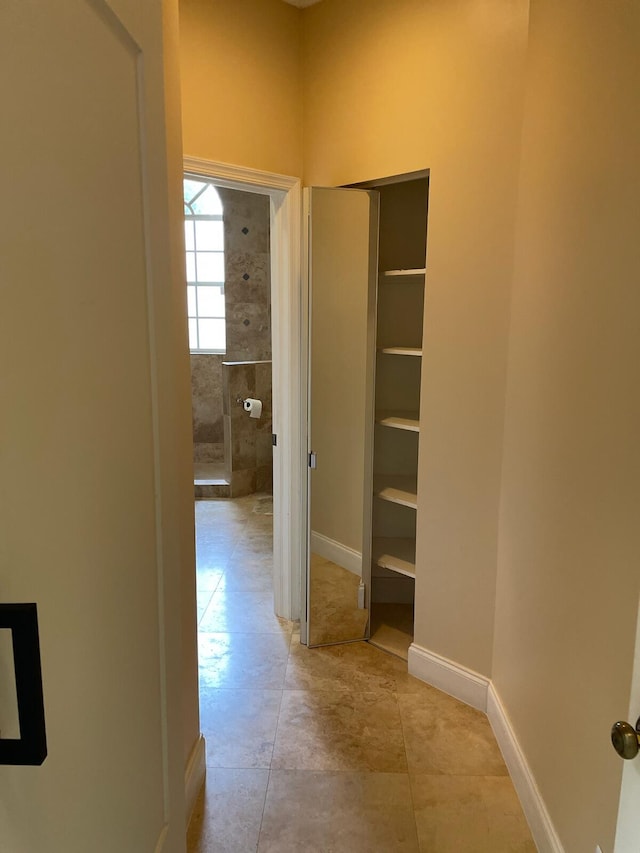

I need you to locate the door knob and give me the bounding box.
[611,718,640,760]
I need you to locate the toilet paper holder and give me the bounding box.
[237,397,263,418]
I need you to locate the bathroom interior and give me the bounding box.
[186,177,273,505]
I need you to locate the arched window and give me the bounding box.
[183,177,225,353]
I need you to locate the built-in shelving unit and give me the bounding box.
[366,175,429,661]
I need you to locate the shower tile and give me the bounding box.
[231,430,256,471]
[256,433,273,468]
[225,251,270,298]
[255,361,272,402]
[226,304,271,363]
[231,468,257,497]
[256,465,273,493]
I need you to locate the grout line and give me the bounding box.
[395,686,422,849]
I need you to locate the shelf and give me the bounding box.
[373,475,418,509]
[378,346,422,357]
[376,411,420,432]
[382,268,426,278]
[372,537,416,578]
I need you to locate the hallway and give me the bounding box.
[187,497,535,852]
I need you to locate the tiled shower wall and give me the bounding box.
[191,354,224,462]
[190,187,272,490]
[223,360,273,496]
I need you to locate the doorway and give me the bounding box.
[186,177,274,501]
[183,157,303,624]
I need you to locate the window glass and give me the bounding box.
[196,252,224,283]
[190,185,223,216]
[184,221,195,251]
[184,177,225,352]
[186,251,196,282]
[187,285,197,316]
[198,286,224,318]
[195,220,223,251]
[198,318,225,351]
[188,318,198,350]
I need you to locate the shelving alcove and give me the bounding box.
[364,177,429,660]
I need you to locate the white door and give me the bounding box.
[614,600,640,851]
[303,187,379,646]
[0,1,188,851]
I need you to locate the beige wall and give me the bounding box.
[303,0,529,674]
[179,0,302,177]
[178,1,640,846]
[492,1,640,849]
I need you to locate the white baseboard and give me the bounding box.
[408,643,490,712]
[310,530,361,576]
[487,685,564,853]
[184,734,207,828]
[403,644,566,852]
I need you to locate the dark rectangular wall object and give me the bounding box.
[0,603,47,765]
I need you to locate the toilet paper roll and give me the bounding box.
[243,397,263,419]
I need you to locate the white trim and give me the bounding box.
[310,530,362,576]
[184,734,207,829]
[184,156,297,194]
[407,643,489,712]
[182,158,303,621]
[487,685,564,853]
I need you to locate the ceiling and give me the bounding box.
[282,0,324,7]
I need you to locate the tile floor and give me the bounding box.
[188,495,536,852]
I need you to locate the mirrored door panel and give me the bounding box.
[305,187,379,646]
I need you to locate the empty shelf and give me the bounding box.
[382,268,426,277]
[372,538,416,578]
[373,475,418,509]
[376,411,420,432]
[378,346,422,357]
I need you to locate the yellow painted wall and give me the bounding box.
[178,0,640,845]
[492,1,640,849]
[303,0,529,674]
[179,0,302,177]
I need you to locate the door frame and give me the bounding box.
[183,156,303,621]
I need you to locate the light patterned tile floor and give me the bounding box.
[187,495,536,853]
